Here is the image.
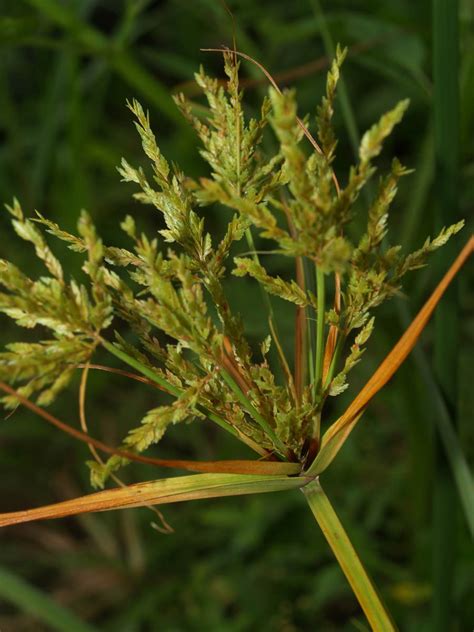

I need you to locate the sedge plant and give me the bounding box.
[0,48,471,630]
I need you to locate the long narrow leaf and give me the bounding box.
[397,301,474,538]
[432,0,461,626]
[0,566,96,632]
[25,0,183,124]
[308,236,473,475]
[0,473,312,528]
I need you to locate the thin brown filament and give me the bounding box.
[200,46,341,196]
[176,38,382,97]
[0,380,298,475]
[323,271,342,385]
[79,363,267,458]
[78,365,174,534]
[219,0,237,54]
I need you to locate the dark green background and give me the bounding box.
[0,1,472,630]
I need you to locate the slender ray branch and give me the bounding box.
[314,267,326,396]
[0,380,300,475]
[78,364,174,533]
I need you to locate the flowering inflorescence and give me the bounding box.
[0,48,463,487]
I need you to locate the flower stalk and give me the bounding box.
[303,478,397,631]
[314,265,326,399]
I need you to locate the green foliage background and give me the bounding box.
[0,1,472,630]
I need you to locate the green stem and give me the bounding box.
[323,333,345,391]
[102,339,285,457]
[314,266,326,395]
[102,339,181,395]
[303,479,397,631]
[307,324,315,386]
[219,369,287,457]
[245,227,294,395]
[101,339,239,439]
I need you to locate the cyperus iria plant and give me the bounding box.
[0,48,471,630]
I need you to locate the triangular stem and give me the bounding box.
[303,478,397,631]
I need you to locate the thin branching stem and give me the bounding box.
[100,339,258,448]
[78,363,173,532]
[314,266,326,396]
[244,227,293,396]
[323,334,345,391]
[219,368,287,457]
[283,198,307,401]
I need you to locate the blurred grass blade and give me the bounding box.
[308,236,473,475]
[310,0,360,158]
[26,0,184,124]
[0,473,312,528]
[351,54,431,104]
[432,0,461,628]
[398,128,434,250]
[0,566,96,632]
[397,301,474,538]
[303,479,397,631]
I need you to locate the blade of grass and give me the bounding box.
[398,126,434,251]
[310,0,360,158]
[397,302,474,537]
[30,1,96,206]
[26,0,185,125]
[303,479,397,631]
[351,54,431,104]
[432,0,461,628]
[0,566,96,632]
[0,472,313,527]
